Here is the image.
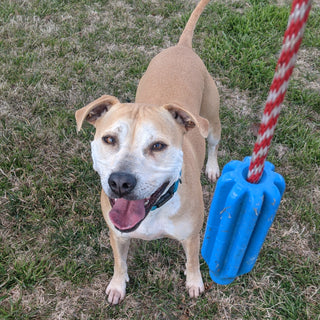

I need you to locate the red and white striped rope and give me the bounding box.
[247,0,312,183]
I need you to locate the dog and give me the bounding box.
[75,0,220,305]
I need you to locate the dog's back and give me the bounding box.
[136,0,211,111]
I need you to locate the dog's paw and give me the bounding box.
[188,284,205,298]
[205,162,220,182]
[186,273,205,298]
[106,279,126,305]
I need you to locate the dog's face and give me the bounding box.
[75,95,208,232]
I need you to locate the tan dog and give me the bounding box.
[75,0,220,305]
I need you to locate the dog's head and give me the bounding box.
[75,95,208,232]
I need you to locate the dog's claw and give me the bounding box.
[187,279,205,298]
[188,285,204,298]
[106,280,126,305]
[186,272,205,299]
[205,164,220,182]
[107,290,123,305]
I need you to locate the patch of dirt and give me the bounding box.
[217,81,260,117]
[293,48,320,92]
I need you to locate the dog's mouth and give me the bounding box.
[108,182,169,233]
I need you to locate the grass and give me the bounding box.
[0,0,319,318]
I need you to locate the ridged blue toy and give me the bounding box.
[201,157,285,285]
[201,0,312,285]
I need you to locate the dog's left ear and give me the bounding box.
[75,95,120,132]
[163,104,209,138]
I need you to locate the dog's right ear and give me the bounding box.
[75,95,120,132]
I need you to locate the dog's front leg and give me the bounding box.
[181,234,205,298]
[106,230,130,305]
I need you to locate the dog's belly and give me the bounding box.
[118,193,191,241]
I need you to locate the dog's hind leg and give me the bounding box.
[201,74,221,182]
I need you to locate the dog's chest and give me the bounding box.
[120,193,191,241]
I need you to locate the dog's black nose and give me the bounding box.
[108,172,137,197]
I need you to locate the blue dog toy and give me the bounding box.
[202,0,311,284]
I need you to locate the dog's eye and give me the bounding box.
[151,142,167,152]
[102,135,116,145]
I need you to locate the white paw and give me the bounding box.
[106,278,127,305]
[205,162,220,182]
[186,273,205,298]
[188,284,205,298]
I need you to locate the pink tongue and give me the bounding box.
[109,198,146,231]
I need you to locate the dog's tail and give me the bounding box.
[178,0,210,48]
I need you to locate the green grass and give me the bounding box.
[1,0,319,318]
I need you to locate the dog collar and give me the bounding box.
[151,175,181,211]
